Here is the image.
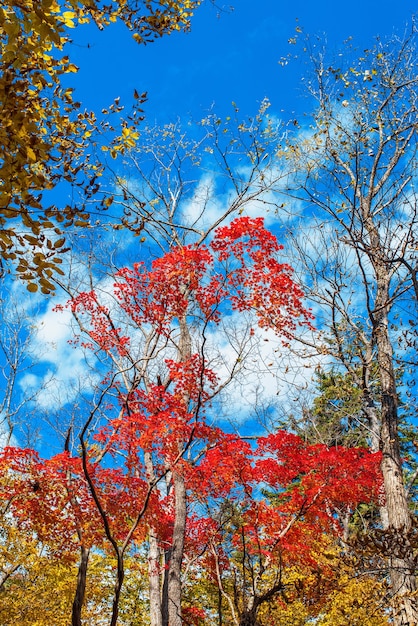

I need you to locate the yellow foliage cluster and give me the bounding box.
[0,0,201,292]
[317,572,390,626]
[0,557,77,626]
[0,518,147,625]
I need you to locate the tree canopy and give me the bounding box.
[0,0,201,291]
[0,5,417,626]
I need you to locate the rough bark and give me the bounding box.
[167,472,187,626]
[148,528,163,626]
[374,285,418,625]
[362,384,389,526]
[72,545,90,626]
[166,311,191,625]
[161,546,171,626]
[143,448,164,626]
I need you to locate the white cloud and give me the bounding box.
[200,313,327,428]
[27,297,100,410]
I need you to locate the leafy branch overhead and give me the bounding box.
[0,0,202,292]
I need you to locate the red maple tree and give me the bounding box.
[0,217,382,626]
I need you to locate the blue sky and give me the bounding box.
[3,1,418,453]
[69,0,416,124]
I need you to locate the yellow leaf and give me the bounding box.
[26,147,37,162]
[61,11,76,28]
[66,63,79,73]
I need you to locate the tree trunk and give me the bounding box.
[362,389,389,527]
[362,390,381,454]
[72,545,90,626]
[144,449,164,626]
[375,279,417,626]
[148,528,163,626]
[165,308,191,625]
[167,472,187,626]
[239,608,260,626]
[161,546,171,626]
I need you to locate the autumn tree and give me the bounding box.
[184,431,382,626]
[54,215,312,625]
[0,99,307,625]
[0,74,394,625]
[0,383,383,626]
[0,456,148,626]
[0,0,202,291]
[0,440,159,626]
[281,24,418,625]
